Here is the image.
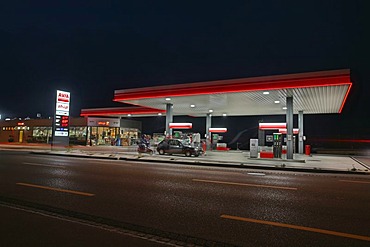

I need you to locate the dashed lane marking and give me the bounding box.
[23,162,66,168]
[339,179,370,184]
[192,179,297,190]
[221,214,370,242]
[16,183,95,197]
[247,172,266,176]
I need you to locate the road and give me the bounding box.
[0,150,370,247]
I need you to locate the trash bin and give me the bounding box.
[305,145,311,155]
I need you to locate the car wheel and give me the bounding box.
[158,149,165,155]
[185,150,191,157]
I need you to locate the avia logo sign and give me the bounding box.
[57,90,70,103]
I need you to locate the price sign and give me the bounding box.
[53,90,71,143]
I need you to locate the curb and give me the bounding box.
[31,151,120,160]
[350,156,370,170]
[122,157,369,175]
[30,151,370,175]
[248,157,306,163]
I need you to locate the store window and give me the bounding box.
[69,127,87,145]
[120,128,139,146]
[89,127,119,145]
[32,127,52,143]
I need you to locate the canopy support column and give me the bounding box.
[206,113,212,149]
[165,103,173,137]
[258,120,265,146]
[286,96,294,159]
[298,110,304,154]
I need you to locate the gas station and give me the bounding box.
[81,69,352,160]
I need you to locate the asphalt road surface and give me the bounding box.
[1,150,370,247]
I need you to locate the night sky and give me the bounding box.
[1,1,370,147]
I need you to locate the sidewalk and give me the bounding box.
[1,143,369,174]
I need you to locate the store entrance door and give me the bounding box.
[19,130,24,142]
[90,127,119,145]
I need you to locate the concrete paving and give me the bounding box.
[1,143,369,174]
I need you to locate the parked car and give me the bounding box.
[156,139,203,157]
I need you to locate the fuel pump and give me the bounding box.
[273,133,282,158]
[212,133,219,150]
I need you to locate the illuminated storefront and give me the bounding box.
[1,119,50,143]
[32,126,52,143]
[87,117,141,146]
[0,117,141,146]
[69,127,88,145]
[1,124,31,143]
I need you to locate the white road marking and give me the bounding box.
[247,172,266,176]
[193,178,297,190]
[23,162,66,168]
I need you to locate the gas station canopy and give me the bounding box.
[80,106,165,117]
[81,69,352,117]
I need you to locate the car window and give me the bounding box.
[168,140,175,145]
[182,139,190,145]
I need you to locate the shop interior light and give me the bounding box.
[282,107,287,110]
[222,113,227,116]
[274,101,280,104]
[209,109,213,113]
[158,113,162,116]
[165,98,171,101]
[190,104,195,108]
[127,114,132,117]
[263,91,270,95]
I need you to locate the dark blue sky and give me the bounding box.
[0,1,369,130]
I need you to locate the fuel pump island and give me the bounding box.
[251,122,306,159]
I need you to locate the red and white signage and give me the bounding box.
[169,123,192,129]
[54,90,71,138]
[57,90,70,103]
[259,123,299,134]
[209,127,227,133]
[56,102,70,111]
[56,90,70,116]
[54,131,68,137]
[278,128,300,134]
[259,123,286,130]
[87,117,120,127]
